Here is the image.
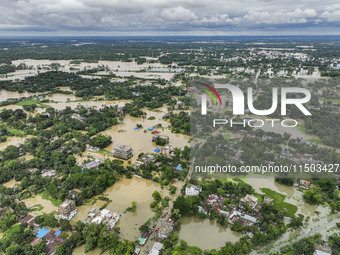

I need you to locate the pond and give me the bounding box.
[22,195,58,217]
[179,217,241,250]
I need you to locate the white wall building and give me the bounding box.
[185,184,202,196]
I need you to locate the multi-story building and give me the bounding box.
[113,144,133,160]
[58,199,77,220]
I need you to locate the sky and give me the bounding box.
[0,0,340,36]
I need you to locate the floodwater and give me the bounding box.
[73,176,167,241]
[9,59,179,81]
[46,93,80,102]
[22,195,58,216]
[105,176,167,241]
[179,217,241,250]
[46,99,131,110]
[0,90,38,102]
[0,136,26,151]
[250,117,309,140]
[73,246,109,255]
[70,197,107,224]
[2,179,21,188]
[100,107,189,163]
[0,105,23,111]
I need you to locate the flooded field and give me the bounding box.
[22,195,58,216]
[2,179,21,188]
[0,104,23,111]
[7,59,179,81]
[179,217,241,250]
[46,93,81,102]
[100,107,189,163]
[73,246,109,255]
[248,116,309,140]
[247,176,330,216]
[46,99,131,111]
[105,176,167,241]
[0,90,38,102]
[0,136,27,151]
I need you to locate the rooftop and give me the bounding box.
[114,144,132,152]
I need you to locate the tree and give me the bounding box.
[66,155,76,167]
[125,201,137,212]
[303,186,323,204]
[89,134,112,148]
[173,196,191,215]
[231,220,244,232]
[152,191,161,201]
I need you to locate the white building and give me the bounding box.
[149,242,164,255]
[185,184,202,196]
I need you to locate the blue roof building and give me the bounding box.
[36,228,51,238]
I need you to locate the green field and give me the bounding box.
[40,191,62,206]
[296,123,323,145]
[260,188,297,217]
[10,129,25,136]
[3,224,21,236]
[31,204,44,211]
[16,100,41,106]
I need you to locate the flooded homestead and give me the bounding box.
[72,176,169,241]
[100,107,189,163]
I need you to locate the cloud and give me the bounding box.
[242,8,316,24]
[160,6,197,23]
[0,0,339,35]
[320,9,340,22]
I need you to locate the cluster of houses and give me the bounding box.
[20,215,66,255]
[209,129,327,167]
[84,208,120,230]
[281,150,323,165]
[133,153,157,168]
[187,186,265,227]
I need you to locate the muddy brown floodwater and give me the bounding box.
[0,90,38,101]
[178,216,241,250]
[73,246,109,255]
[46,93,81,102]
[72,176,168,242]
[2,179,21,188]
[22,195,58,217]
[46,99,131,111]
[0,136,28,151]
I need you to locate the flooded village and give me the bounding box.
[0,38,339,255]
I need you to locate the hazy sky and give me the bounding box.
[0,0,340,36]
